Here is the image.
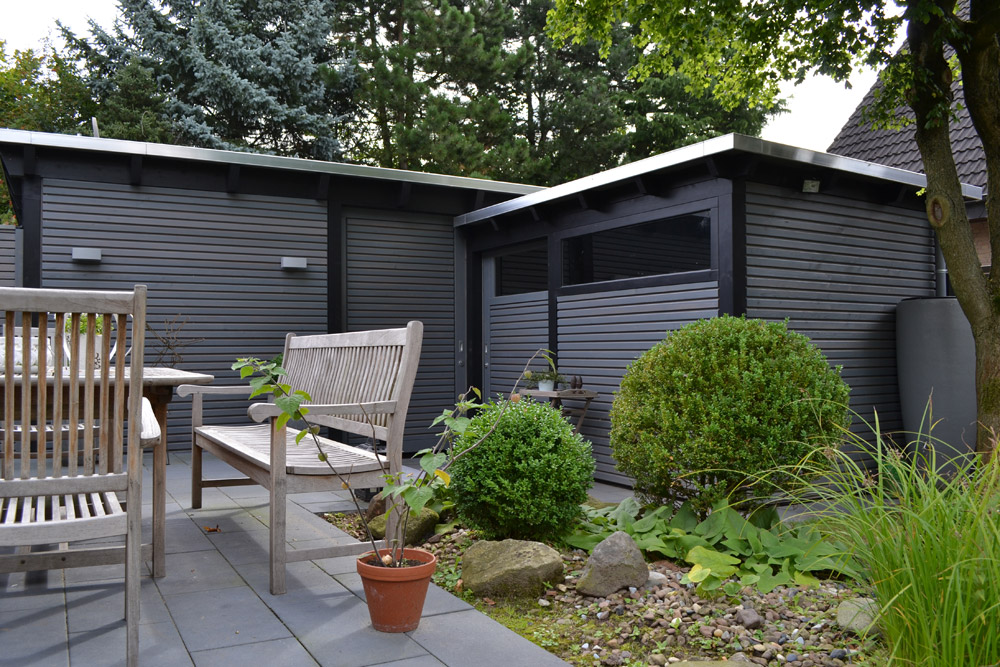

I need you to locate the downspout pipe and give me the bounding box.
[935,240,947,297]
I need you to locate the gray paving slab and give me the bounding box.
[313,553,364,576]
[264,587,429,667]
[185,507,269,534]
[0,567,65,612]
[154,549,246,596]
[69,620,193,667]
[191,637,319,667]
[164,586,291,652]
[368,656,447,667]
[0,605,68,667]
[408,609,569,666]
[207,530,271,565]
[66,578,171,632]
[163,516,217,554]
[235,559,351,596]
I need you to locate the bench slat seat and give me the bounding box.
[195,424,384,476]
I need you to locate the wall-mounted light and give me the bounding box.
[71,247,102,263]
[802,179,821,194]
[281,257,308,271]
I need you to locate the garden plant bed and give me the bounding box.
[323,514,886,666]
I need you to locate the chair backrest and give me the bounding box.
[1,286,147,480]
[281,321,422,443]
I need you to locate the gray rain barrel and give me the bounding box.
[896,297,976,468]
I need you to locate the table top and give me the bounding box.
[3,367,214,388]
[522,389,598,400]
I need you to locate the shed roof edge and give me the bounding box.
[454,133,983,227]
[0,128,542,196]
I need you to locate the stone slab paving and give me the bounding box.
[0,451,570,666]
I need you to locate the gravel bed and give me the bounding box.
[325,515,883,666]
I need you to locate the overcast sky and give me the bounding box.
[3,0,880,153]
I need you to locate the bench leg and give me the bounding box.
[269,476,287,595]
[191,441,203,509]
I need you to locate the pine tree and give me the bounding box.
[67,0,356,160]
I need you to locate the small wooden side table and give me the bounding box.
[523,388,598,435]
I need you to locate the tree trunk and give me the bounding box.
[906,3,999,459]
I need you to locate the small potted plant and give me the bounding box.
[234,352,543,632]
[522,368,565,392]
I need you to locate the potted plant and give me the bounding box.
[522,368,565,392]
[234,352,542,632]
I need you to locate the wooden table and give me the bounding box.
[3,367,213,577]
[139,368,214,577]
[523,388,598,435]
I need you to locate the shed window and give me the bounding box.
[495,245,548,296]
[562,212,711,286]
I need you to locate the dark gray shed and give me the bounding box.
[456,134,982,484]
[0,129,539,452]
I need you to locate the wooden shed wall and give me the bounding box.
[40,178,329,448]
[0,225,15,286]
[743,181,936,457]
[345,210,458,451]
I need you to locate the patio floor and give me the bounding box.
[0,451,578,666]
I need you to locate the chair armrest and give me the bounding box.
[139,396,161,448]
[176,384,254,399]
[247,401,397,423]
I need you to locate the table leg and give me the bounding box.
[149,392,169,578]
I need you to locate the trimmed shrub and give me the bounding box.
[450,398,594,541]
[610,316,850,514]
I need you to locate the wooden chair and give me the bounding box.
[0,285,148,667]
[177,321,423,594]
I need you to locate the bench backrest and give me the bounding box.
[1,286,147,480]
[281,321,422,445]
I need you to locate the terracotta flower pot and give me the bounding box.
[356,547,437,632]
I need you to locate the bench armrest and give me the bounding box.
[138,396,161,448]
[176,384,254,399]
[247,401,397,423]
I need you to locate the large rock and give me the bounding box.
[575,531,648,597]
[368,507,439,546]
[462,540,564,598]
[836,597,880,636]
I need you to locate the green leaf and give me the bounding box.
[295,429,309,444]
[239,365,254,378]
[793,570,820,588]
[685,545,741,578]
[401,486,434,515]
[275,413,291,430]
[722,581,743,596]
[419,452,448,476]
[275,394,305,417]
[755,566,792,594]
[685,563,712,583]
[669,503,699,532]
[564,531,610,551]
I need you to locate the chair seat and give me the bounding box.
[0,490,127,547]
[195,424,386,475]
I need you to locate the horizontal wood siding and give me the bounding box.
[40,179,328,448]
[0,225,15,286]
[557,281,720,484]
[744,182,935,461]
[345,212,455,451]
[485,291,549,398]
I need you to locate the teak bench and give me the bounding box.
[177,322,423,594]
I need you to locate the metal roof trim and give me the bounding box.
[454,133,983,227]
[0,128,542,196]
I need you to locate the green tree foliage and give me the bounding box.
[91,59,174,144]
[333,0,778,185]
[66,0,356,159]
[0,41,95,224]
[548,0,1000,457]
[332,0,531,177]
